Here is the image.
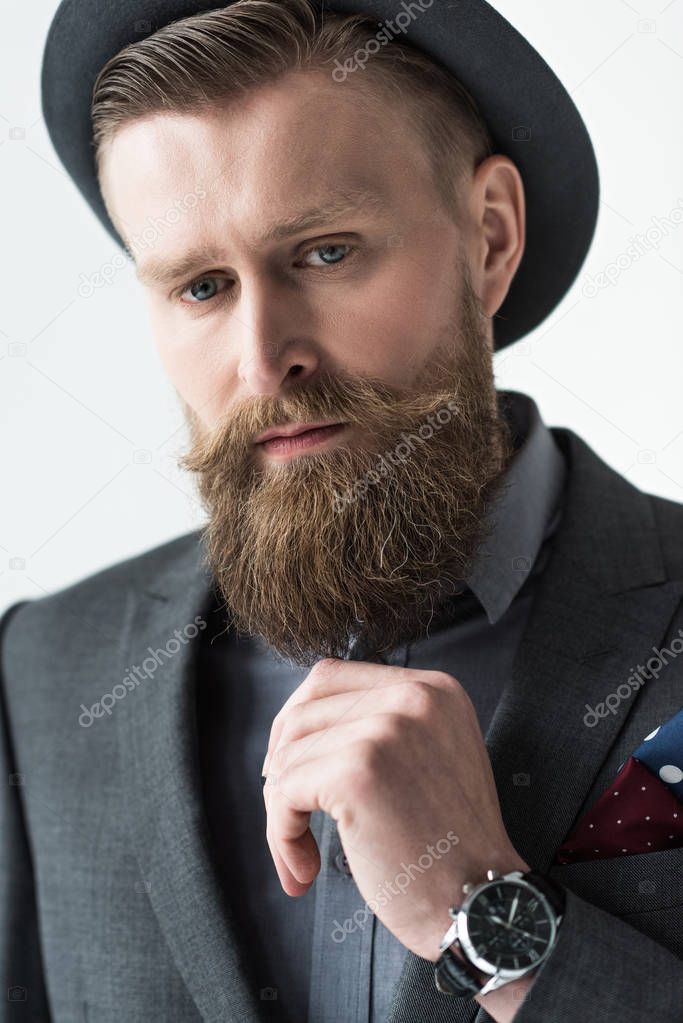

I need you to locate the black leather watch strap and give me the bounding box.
[434,946,484,997]
[522,870,566,916]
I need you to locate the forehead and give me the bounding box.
[99,70,436,261]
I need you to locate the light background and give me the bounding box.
[1,0,682,615]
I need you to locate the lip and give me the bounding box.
[254,420,345,444]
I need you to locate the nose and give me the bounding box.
[235,278,321,396]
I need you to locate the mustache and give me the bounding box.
[180,334,474,477]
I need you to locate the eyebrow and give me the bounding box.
[135,188,389,288]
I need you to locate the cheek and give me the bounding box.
[147,305,228,419]
[333,260,445,387]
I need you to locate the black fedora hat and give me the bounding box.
[41,0,600,351]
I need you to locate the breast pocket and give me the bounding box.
[548,846,683,957]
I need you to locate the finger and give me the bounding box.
[263,783,320,895]
[265,716,392,877]
[267,688,379,770]
[266,747,356,868]
[264,775,321,892]
[267,714,391,783]
[264,659,436,768]
[264,660,381,764]
[263,716,396,883]
[267,681,436,773]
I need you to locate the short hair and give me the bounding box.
[91,0,494,227]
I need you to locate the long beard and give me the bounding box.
[180,268,513,667]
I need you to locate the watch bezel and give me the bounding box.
[456,875,559,982]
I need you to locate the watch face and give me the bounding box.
[458,879,557,976]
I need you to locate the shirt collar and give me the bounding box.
[464,389,567,626]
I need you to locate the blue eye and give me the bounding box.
[183,277,228,303]
[302,244,351,267]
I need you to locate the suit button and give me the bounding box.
[334,849,351,875]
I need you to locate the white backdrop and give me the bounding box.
[1,0,682,615]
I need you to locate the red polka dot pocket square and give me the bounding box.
[554,708,683,863]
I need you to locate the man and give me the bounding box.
[2,1,682,1021]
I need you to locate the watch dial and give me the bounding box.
[465,881,554,971]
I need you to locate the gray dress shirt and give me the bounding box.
[195,388,567,1023]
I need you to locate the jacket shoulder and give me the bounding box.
[1,528,204,666]
[649,491,683,580]
[552,425,683,585]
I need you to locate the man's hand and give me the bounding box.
[261,657,529,962]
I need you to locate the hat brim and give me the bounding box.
[41,0,600,350]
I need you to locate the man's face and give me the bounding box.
[100,70,513,665]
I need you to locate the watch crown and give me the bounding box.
[462,882,474,895]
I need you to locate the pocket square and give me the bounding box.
[554,707,683,864]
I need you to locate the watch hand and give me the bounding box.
[507,893,519,926]
[489,916,545,943]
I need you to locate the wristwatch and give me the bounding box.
[434,868,566,998]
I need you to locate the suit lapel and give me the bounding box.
[115,536,268,1023]
[385,427,683,1023]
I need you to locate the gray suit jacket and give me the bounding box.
[2,424,683,1023]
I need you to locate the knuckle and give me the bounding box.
[433,670,458,688]
[313,657,340,675]
[401,679,434,718]
[305,657,340,696]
